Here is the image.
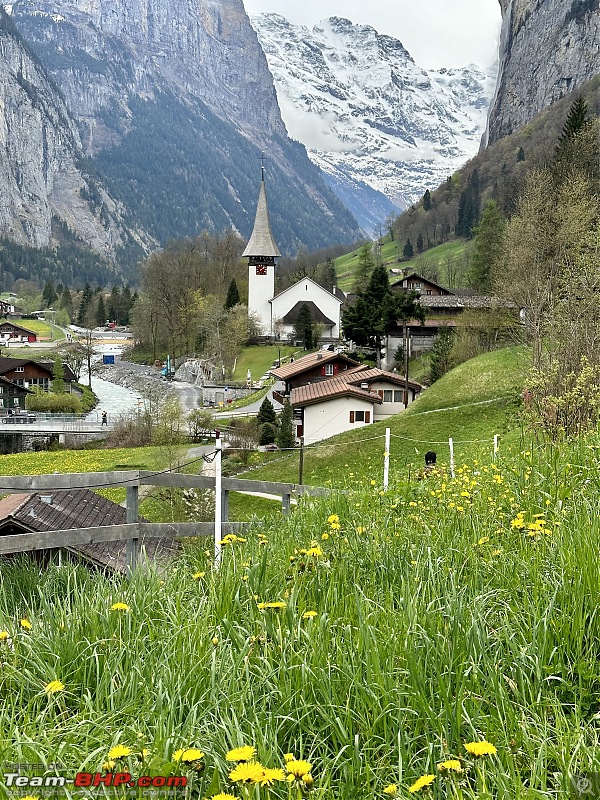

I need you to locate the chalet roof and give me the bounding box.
[0,375,32,393]
[280,301,335,327]
[344,366,423,391]
[271,276,343,304]
[0,358,50,375]
[291,377,382,408]
[241,176,281,258]
[417,294,514,309]
[271,350,360,380]
[390,273,454,295]
[0,321,37,335]
[0,489,179,574]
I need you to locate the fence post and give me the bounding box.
[449,437,455,479]
[126,484,139,576]
[298,436,305,486]
[282,493,291,515]
[383,427,391,490]
[494,434,499,459]
[214,431,222,569]
[222,488,229,522]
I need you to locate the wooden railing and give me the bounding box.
[0,471,331,570]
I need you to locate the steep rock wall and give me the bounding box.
[486,0,600,144]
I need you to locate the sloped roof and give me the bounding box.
[390,273,454,295]
[344,366,423,391]
[0,321,37,336]
[417,294,514,309]
[241,176,281,258]
[271,350,360,380]
[0,358,48,375]
[0,375,32,393]
[272,276,343,304]
[291,377,382,408]
[0,490,179,574]
[281,301,335,327]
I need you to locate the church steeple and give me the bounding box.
[242,167,281,258]
[244,165,280,336]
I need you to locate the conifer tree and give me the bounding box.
[52,358,65,394]
[257,396,277,428]
[423,189,432,211]
[77,283,93,326]
[95,294,107,327]
[353,242,374,293]
[416,232,424,253]
[276,399,295,449]
[402,239,414,260]
[42,281,58,308]
[469,200,506,291]
[224,278,241,310]
[294,303,314,349]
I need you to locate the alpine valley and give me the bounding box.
[250,14,497,233]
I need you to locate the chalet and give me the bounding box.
[0,321,37,344]
[390,272,453,297]
[0,489,179,574]
[270,350,361,397]
[0,358,76,392]
[0,376,32,413]
[290,365,423,443]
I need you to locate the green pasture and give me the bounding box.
[231,346,301,383]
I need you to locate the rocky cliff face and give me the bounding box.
[486,0,600,144]
[0,8,123,255]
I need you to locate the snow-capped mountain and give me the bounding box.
[251,14,497,233]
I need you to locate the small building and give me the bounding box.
[270,350,361,397]
[0,489,179,574]
[0,358,75,392]
[0,376,32,413]
[0,321,37,344]
[390,272,454,297]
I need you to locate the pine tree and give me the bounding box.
[276,399,295,449]
[108,285,120,323]
[402,239,414,260]
[456,170,481,238]
[77,283,93,326]
[423,189,432,211]
[259,422,276,446]
[95,294,107,327]
[517,146,525,162]
[224,278,241,310]
[294,303,314,349]
[59,287,73,319]
[416,232,424,253]
[318,258,337,291]
[469,200,506,291]
[353,242,374,293]
[42,281,58,308]
[257,396,277,428]
[52,358,65,394]
[558,96,590,146]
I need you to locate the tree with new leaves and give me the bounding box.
[224,278,240,310]
[342,265,424,368]
[276,399,295,449]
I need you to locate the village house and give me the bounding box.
[0,321,37,344]
[0,376,32,413]
[0,357,76,392]
[0,489,179,574]
[270,350,362,401]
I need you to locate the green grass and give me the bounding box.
[2,430,600,797]
[0,317,65,341]
[231,346,301,383]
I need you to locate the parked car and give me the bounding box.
[2,410,36,423]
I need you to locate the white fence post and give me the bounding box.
[383,427,391,490]
[214,432,222,569]
[449,437,455,478]
[494,434,499,459]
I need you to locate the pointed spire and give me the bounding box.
[242,168,281,258]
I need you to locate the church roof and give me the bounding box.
[281,301,336,327]
[242,175,281,258]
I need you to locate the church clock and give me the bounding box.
[256,264,268,275]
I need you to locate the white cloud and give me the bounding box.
[244,0,502,69]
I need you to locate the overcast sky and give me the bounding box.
[243,0,502,69]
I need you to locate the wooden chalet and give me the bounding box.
[270,350,361,397]
[0,321,37,343]
[0,358,76,392]
[0,489,179,574]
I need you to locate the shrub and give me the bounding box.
[26,390,81,413]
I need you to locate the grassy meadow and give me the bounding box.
[1,431,600,798]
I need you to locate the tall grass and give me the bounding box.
[1,432,600,798]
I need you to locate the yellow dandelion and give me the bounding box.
[44,679,65,694]
[192,571,205,580]
[226,745,256,762]
[476,536,490,546]
[257,767,286,786]
[110,602,130,612]
[321,532,329,540]
[102,761,115,771]
[20,618,32,630]
[302,773,314,787]
[21,796,39,800]
[330,521,341,530]
[383,785,398,796]
[257,601,286,610]
[438,760,462,772]
[107,745,131,759]
[302,610,317,619]
[210,795,238,800]
[172,748,204,763]
[0,631,10,641]
[229,761,265,783]
[286,759,312,778]
[212,636,219,646]
[327,514,339,524]
[305,546,323,557]
[408,774,435,793]
[284,753,295,763]
[464,741,497,757]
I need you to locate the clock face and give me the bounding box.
[256,265,268,275]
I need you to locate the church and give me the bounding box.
[242,170,344,340]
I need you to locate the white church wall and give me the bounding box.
[248,265,275,335]
[271,279,342,339]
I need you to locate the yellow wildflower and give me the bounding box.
[257,767,286,786]
[302,773,314,787]
[302,610,317,619]
[464,741,497,757]
[0,631,9,641]
[286,759,312,778]
[257,601,286,610]
[383,784,398,796]
[102,761,115,772]
[327,514,339,524]
[44,680,65,694]
[438,760,462,772]
[172,748,204,763]
[210,795,238,800]
[284,753,295,763]
[476,537,490,546]
[20,618,32,630]
[321,532,329,540]
[226,745,256,762]
[192,571,205,580]
[107,745,131,759]
[212,636,219,646]
[408,774,435,793]
[305,546,323,557]
[229,761,265,783]
[110,602,130,612]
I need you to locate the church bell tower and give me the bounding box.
[243,165,281,336]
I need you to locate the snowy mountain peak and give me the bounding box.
[251,12,497,234]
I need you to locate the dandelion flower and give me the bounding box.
[476,537,490,546]
[20,618,32,630]
[256,767,286,786]
[464,741,497,757]
[212,636,219,646]
[257,601,286,610]
[21,796,39,800]
[226,745,256,762]
[110,602,130,612]
[0,631,10,641]
[383,785,398,796]
[302,774,314,787]
[102,761,115,772]
[107,745,131,759]
[438,760,462,772]
[192,572,205,580]
[327,514,339,524]
[286,759,312,778]
[229,761,265,783]
[302,610,317,619]
[305,546,323,557]
[408,774,435,793]
[172,748,204,763]
[211,794,238,800]
[44,680,65,694]
[283,753,295,763]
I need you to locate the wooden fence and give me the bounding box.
[0,471,331,571]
